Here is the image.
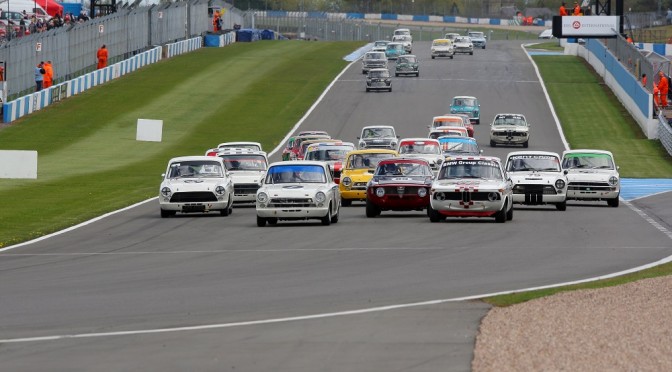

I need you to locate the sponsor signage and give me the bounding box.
[552,16,620,38]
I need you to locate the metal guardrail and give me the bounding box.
[658,112,672,156]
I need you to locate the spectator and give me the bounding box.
[97,44,108,69]
[573,1,581,16]
[642,73,647,87]
[43,61,54,88]
[35,62,45,92]
[659,71,669,108]
[559,2,568,16]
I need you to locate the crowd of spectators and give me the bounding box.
[3,10,91,41]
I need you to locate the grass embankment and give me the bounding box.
[484,52,672,307]
[0,41,363,248]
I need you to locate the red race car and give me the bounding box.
[365,158,434,217]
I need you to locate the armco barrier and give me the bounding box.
[659,113,672,156]
[166,37,203,58]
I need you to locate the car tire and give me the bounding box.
[428,204,442,222]
[160,209,175,218]
[256,216,266,227]
[416,72,419,77]
[506,201,514,221]
[450,55,454,59]
[523,140,529,148]
[494,208,506,223]
[221,196,232,216]
[607,198,620,207]
[469,52,473,55]
[388,87,392,92]
[330,204,340,223]
[268,218,278,225]
[362,70,366,74]
[395,73,399,77]
[366,199,380,218]
[431,56,435,59]
[341,199,352,207]
[490,140,496,147]
[366,88,370,92]
[483,46,486,49]
[556,201,567,211]
[321,205,332,226]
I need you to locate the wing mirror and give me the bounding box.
[563,170,569,175]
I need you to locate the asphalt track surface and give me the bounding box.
[1,41,671,371]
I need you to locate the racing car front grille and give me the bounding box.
[352,182,368,190]
[234,183,260,195]
[382,186,421,195]
[170,192,217,203]
[435,191,499,201]
[568,182,612,191]
[493,131,526,137]
[513,185,557,195]
[269,198,314,208]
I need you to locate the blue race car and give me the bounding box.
[449,96,480,124]
[437,136,481,157]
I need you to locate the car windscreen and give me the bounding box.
[398,142,440,155]
[440,140,479,155]
[305,147,351,161]
[562,153,615,170]
[493,116,527,126]
[219,154,267,171]
[387,44,404,51]
[265,164,326,184]
[368,70,389,78]
[438,160,502,180]
[219,144,261,151]
[376,161,432,176]
[433,40,450,46]
[434,118,463,127]
[366,53,385,59]
[453,98,476,106]
[362,127,394,138]
[507,155,561,172]
[397,56,416,63]
[430,131,465,139]
[374,41,388,47]
[169,160,224,178]
[468,32,484,38]
[347,153,395,169]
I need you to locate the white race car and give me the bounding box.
[428,156,513,223]
[256,161,341,226]
[561,149,620,207]
[490,113,530,148]
[505,151,568,211]
[159,156,234,217]
[397,138,444,172]
[216,148,268,203]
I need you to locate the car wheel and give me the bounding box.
[321,205,332,226]
[330,204,340,223]
[470,52,473,55]
[388,87,392,92]
[221,196,232,216]
[494,208,506,223]
[523,140,529,148]
[362,70,366,74]
[160,209,175,218]
[431,56,435,59]
[366,198,380,218]
[490,140,496,147]
[506,201,514,221]
[395,73,399,77]
[428,204,442,222]
[607,198,620,207]
[366,88,370,92]
[556,201,567,211]
[450,55,454,59]
[256,216,266,227]
[416,72,419,77]
[268,218,278,225]
[483,46,486,49]
[341,199,352,207]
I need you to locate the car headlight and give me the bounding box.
[257,192,268,203]
[161,187,172,197]
[418,188,427,197]
[375,187,385,197]
[359,141,366,148]
[315,191,326,203]
[608,176,619,186]
[435,192,445,201]
[215,186,226,195]
[473,111,479,116]
[488,192,499,201]
[555,179,566,189]
[342,177,352,187]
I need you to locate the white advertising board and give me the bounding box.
[560,16,619,37]
[0,150,38,179]
[136,119,163,142]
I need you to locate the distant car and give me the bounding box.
[428,156,513,223]
[392,34,413,53]
[490,113,530,148]
[385,42,406,60]
[538,29,554,39]
[450,95,480,124]
[453,36,474,55]
[339,149,398,206]
[361,51,388,74]
[304,142,356,184]
[505,151,568,211]
[395,54,419,77]
[429,126,468,139]
[449,113,476,138]
[366,68,392,92]
[431,38,454,59]
[372,40,390,52]
[467,31,487,49]
[358,125,399,149]
[297,138,344,160]
[216,148,268,204]
[430,115,473,137]
[284,134,332,160]
[393,28,412,39]
[561,149,620,207]
[159,156,234,218]
[256,161,340,226]
[205,141,263,156]
[438,136,481,157]
[397,138,443,172]
[365,158,434,217]
[444,32,460,41]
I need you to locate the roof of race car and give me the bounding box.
[398,138,440,144]
[169,155,225,163]
[345,149,399,156]
[443,155,502,163]
[437,136,477,144]
[562,149,614,157]
[267,160,330,168]
[378,157,430,165]
[451,95,477,100]
[216,148,267,156]
[217,141,262,147]
[507,151,560,159]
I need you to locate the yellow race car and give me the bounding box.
[339,149,398,206]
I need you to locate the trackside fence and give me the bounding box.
[659,113,672,156]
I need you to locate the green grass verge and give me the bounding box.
[525,41,563,51]
[0,41,363,248]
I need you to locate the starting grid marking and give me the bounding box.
[620,178,672,201]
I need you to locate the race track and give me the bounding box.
[1,40,671,371]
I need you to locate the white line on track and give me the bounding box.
[337,78,539,83]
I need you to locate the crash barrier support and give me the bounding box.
[3,47,163,123]
[658,112,672,156]
[166,37,203,58]
[568,39,658,139]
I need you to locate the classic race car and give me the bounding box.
[282,133,332,161]
[429,126,468,139]
[505,151,568,211]
[361,51,388,74]
[430,38,454,59]
[358,125,399,149]
[438,136,481,157]
[449,95,480,124]
[385,42,406,60]
[366,68,392,92]
[392,34,413,53]
[428,156,513,223]
[216,148,268,203]
[365,158,434,217]
[468,31,487,49]
[453,36,474,55]
[303,142,356,184]
[395,54,419,77]
[561,149,620,207]
[206,141,263,156]
[339,149,398,206]
[256,161,340,226]
[397,138,443,172]
[489,113,530,148]
[431,115,474,137]
[372,40,390,52]
[159,156,234,218]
